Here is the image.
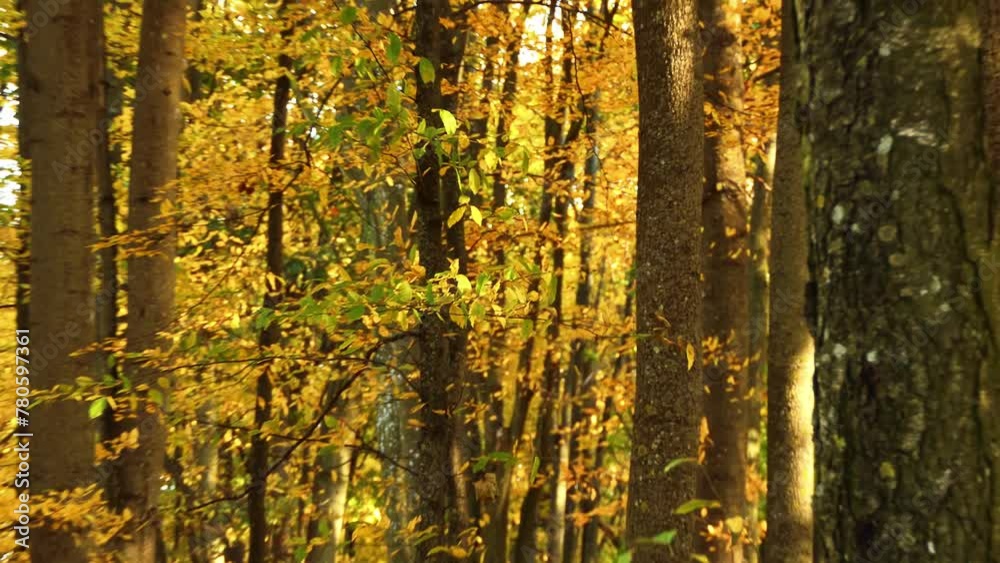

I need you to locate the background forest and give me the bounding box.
[0,0,997,562]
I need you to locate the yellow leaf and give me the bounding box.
[481,150,498,172]
[686,342,696,371]
[725,516,744,534]
[447,206,466,228]
[469,205,482,226]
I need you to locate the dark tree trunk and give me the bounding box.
[247,34,293,563]
[626,0,704,559]
[804,0,1000,560]
[411,0,469,556]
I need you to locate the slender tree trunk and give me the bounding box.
[762,4,812,562]
[412,0,468,555]
[626,0,704,558]
[247,35,293,563]
[563,92,601,563]
[744,139,773,563]
[306,431,353,563]
[96,0,119,386]
[22,1,100,561]
[697,0,749,559]
[108,1,185,560]
[804,0,1000,561]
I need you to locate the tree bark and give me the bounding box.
[22,1,100,561]
[412,0,469,555]
[106,0,184,561]
[626,0,704,559]
[761,1,811,561]
[804,0,1000,560]
[697,0,750,559]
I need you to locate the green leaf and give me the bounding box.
[89,397,108,420]
[664,457,697,474]
[387,84,401,113]
[438,109,458,135]
[387,33,402,65]
[345,304,366,322]
[674,499,720,515]
[418,57,435,84]
[650,530,677,545]
[339,6,358,24]
[395,280,414,303]
[473,451,516,472]
[148,389,164,407]
[521,319,534,340]
[529,455,541,482]
[475,272,489,295]
[616,550,632,563]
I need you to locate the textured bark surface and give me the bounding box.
[804,0,1000,560]
[627,0,704,559]
[109,2,185,560]
[762,0,813,561]
[23,1,100,561]
[697,0,750,559]
[412,0,468,556]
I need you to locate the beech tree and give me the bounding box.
[107,0,186,559]
[803,0,1000,560]
[22,1,100,561]
[763,0,813,561]
[626,0,705,560]
[698,0,751,558]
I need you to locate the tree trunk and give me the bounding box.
[247,35,293,563]
[744,139,773,563]
[804,0,1000,560]
[761,1,811,561]
[411,0,468,555]
[626,0,704,559]
[96,0,120,387]
[697,0,750,559]
[108,0,184,560]
[563,90,601,563]
[22,1,100,561]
